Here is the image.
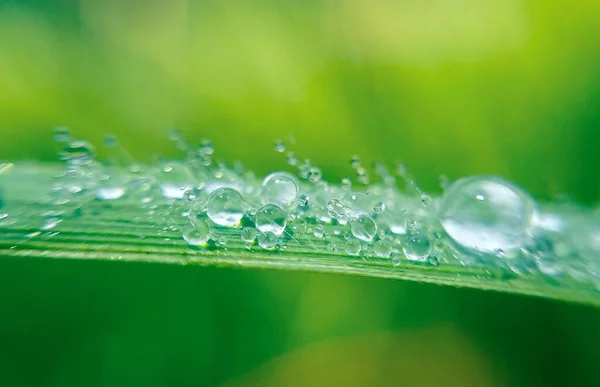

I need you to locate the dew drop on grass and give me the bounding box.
[274,139,285,153]
[374,240,392,258]
[439,176,536,254]
[258,231,278,250]
[61,140,96,166]
[261,172,299,207]
[350,215,377,242]
[183,219,211,246]
[313,224,324,238]
[344,239,361,255]
[297,194,309,207]
[206,187,246,227]
[327,199,348,221]
[255,204,287,236]
[403,234,432,262]
[183,190,196,202]
[241,227,257,243]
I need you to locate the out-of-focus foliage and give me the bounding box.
[0,0,599,201]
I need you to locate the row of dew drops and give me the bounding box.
[6,126,597,281]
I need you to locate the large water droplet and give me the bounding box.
[261,172,299,207]
[374,240,392,258]
[206,188,246,227]
[183,219,211,246]
[255,204,287,236]
[350,215,377,242]
[439,176,536,253]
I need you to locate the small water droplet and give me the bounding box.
[61,140,96,166]
[341,178,352,191]
[313,224,324,238]
[183,190,196,202]
[183,219,211,246]
[206,188,246,227]
[241,227,257,243]
[403,234,432,261]
[274,139,285,153]
[327,199,348,221]
[53,126,71,143]
[350,215,377,242]
[374,240,392,258]
[344,239,361,255]
[297,194,309,207]
[255,204,288,236]
[307,167,322,183]
[373,202,386,213]
[258,231,278,250]
[104,134,118,148]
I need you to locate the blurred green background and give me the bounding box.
[1,1,600,386]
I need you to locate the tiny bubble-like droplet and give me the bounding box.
[183,219,211,246]
[403,234,432,261]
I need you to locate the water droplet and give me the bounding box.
[183,219,211,246]
[96,187,126,201]
[344,239,361,255]
[439,176,536,253]
[241,227,257,243]
[373,202,386,213]
[327,199,348,221]
[350,156,361,169]
[261,172,299,207]
[206,188,246,227]
[274,139,285,153]
[183,190,196,202]
[403,234,432,261]
[350,215,377,242]
[255,204,287,236]
[307,167,322,183]
[258,231,278,250]
[297,194,309,207]
[374,240,392,258]
[341,178,352,191]
[313,224,324,238]
[286,152,298,166]
[61,140,96,165]
[104,134,118,148]
[53,126,71,143]
[420,193,432,207]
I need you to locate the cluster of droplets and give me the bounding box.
[2,129,597,285]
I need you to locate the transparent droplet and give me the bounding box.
[274,139,285,153]
[241,227,257,243]
[351,215,377,242]
[261,172,299,207]
[327,199,348,221]
[344,239,361,255]
[104,134,118,148]
[183,219,211,246]
[53,126,71,143]
[373,202,386,213]
[403,234,432,262]
[206,188,246,227]
[96,187,126,201]
[255,204,287,236]
[350,156,361,169]
[61,140,96,166]
[313,224,324,238]
[297,194,309,207]
[439,176,536,253]
[183,190,196,202]
[374,240,392,258]
[307,167,322,183]
[258,231,278,250]
[286,152,298,166]
[341,178,352,191]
